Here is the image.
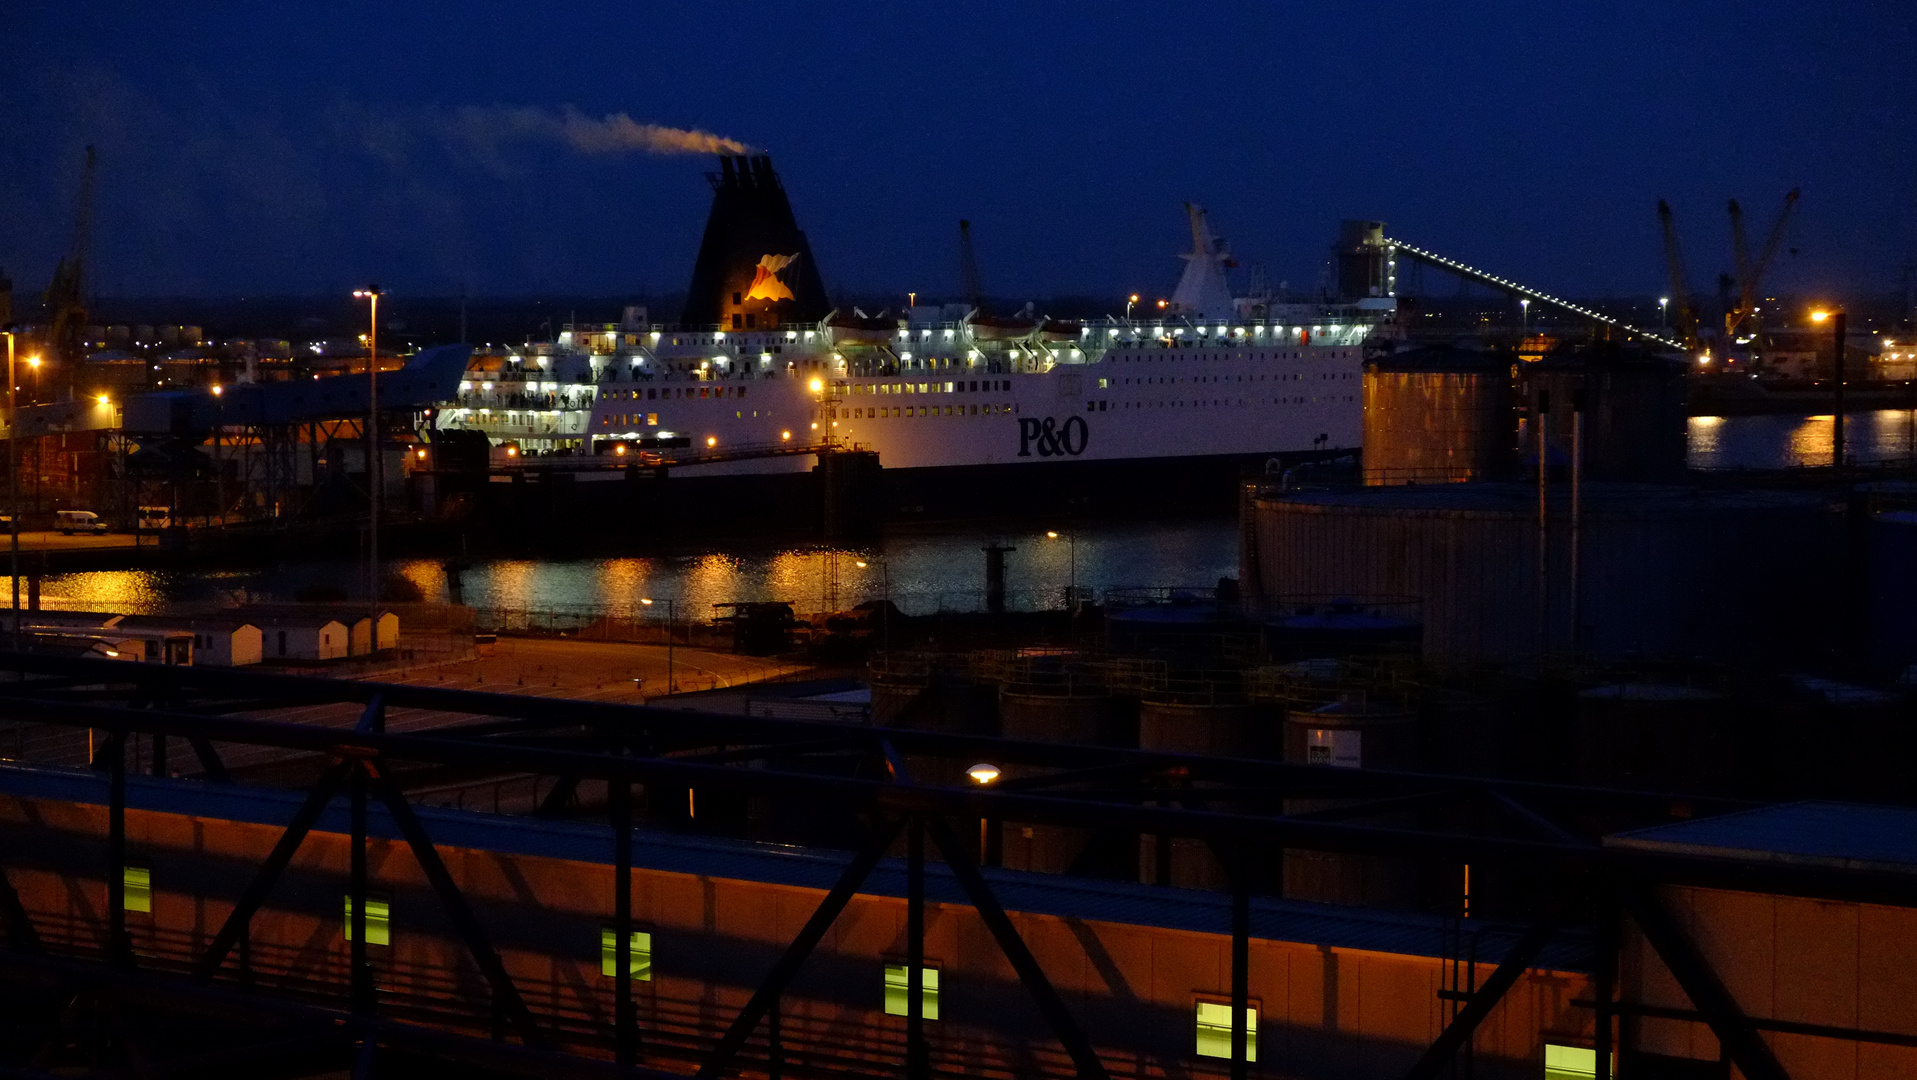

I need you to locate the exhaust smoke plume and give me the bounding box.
[457,107,751,156]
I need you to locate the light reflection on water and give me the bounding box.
[40,415,1882,618]
[35,519,1240,618]
[1689,409,1917,470]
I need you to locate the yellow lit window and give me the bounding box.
[1194,1001,1256,1061]
[1544,1044,1598,1080]
[342,895,391,946]
[123,866,151,913]
[600,928,653,980]
[882,964,938,1019]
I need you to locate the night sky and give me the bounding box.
[3,1,1913,306]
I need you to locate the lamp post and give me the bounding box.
[967,762,1000,863]
[1813,309,1846,468]
[210,384,225,527]
[1046,529,1077,618]
[1127,294,1139,322]
[1659,297,1670,331]
[1520,298,1530,332]
[2,328,16,647]
[641,597,675,694]
[352,286,383,615]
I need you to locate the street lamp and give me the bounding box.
[1519,299,1530,332]
[1046,530,1077,616]
[640,597,675,694]
[352,286,383,616]
[1,327,17,646]
[1126,294,1140,321]
[1659,297,1670,330]
[966,763,1001,862]
[1813,308,1846,467]
[210,384,225,526]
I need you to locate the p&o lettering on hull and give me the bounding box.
[1017,416,1090,458]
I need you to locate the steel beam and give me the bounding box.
[1625,884,1791,1080]
[695,817,903,1080]
[195,760,352,979]
[1400,886,1582,1080]
[924,815,1111,1080]
[369,768,548,1049]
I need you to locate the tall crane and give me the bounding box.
[1724,189,1799,340]
[42,146,97,381]
[1656,199,1699,349]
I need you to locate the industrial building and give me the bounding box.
[0,654,1900,1080]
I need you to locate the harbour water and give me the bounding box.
[33,412,1911,619]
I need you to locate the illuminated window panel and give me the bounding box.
[342,895,391,946]
[1194,1001,1257,1062]
[122,866,151,913]
[600,928,653,980]
[882,965,939,1020]
[1543,1044,1599,1080]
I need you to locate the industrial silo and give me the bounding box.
[1281,695,1425,908]
[1362,345,1515,485]
[1523,342,1688,482]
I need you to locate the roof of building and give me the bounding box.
[1607,801,1917,876]
[0,760,1589,972]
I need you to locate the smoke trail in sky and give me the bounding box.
[457,107,751,156]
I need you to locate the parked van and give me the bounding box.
[54,511,108,535]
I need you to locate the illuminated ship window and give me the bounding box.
[882,964,938,1019]
[1194,1001,1257,1061]
[343,894,391,946]
[600,928,653,980]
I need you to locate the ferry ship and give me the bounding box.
[435,155,1398,499]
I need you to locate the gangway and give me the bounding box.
[1382,237,1687,352]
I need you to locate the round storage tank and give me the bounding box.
[1261,597,1421,661]
[998,688,1125,746]
[1139,699,1261,757]
[1362,345,1515,485]
[1281,696,1424,908]
[1524,343,1687,482]
[1247,482,1837,663]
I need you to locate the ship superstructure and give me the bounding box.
[435,155,1398,477]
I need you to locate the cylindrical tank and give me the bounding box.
[1260,597,1421,661]
[1524,343,1687,482]
[1247,483,1837,663]
[998,689,1124,746]
[1576,683,1732,794]
[1281,696,1423,908]
[1362,346,1515,485]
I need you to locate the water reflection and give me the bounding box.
[36,519,1240,619]
[1689,410,1917,470]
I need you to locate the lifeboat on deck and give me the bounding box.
[1038,319,1082,342]
[965,313,1039,341]
[823,309,899,345]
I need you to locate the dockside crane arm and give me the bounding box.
[1728,188,1800,339]
[1657,199,1698,349]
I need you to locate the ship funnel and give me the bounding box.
[682,154,830,329]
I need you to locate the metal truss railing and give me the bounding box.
[0,652,1895,1080]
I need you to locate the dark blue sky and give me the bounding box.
[4,1,1913,305]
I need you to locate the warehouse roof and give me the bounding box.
[1607,801,1917,875]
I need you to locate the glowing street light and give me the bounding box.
[1126,293,1140,321]
[1047,529,1078,618]
[352,285,384,616]
[1659,296,1670,330]
[1,326,17,645]
[966,763,1001,785]
[1812,307,1847,467]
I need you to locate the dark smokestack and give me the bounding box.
[681,154,831,329]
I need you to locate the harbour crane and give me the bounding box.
[1724,189,1799,340]
[42,146,97,385]
[1656,199,1699,349]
